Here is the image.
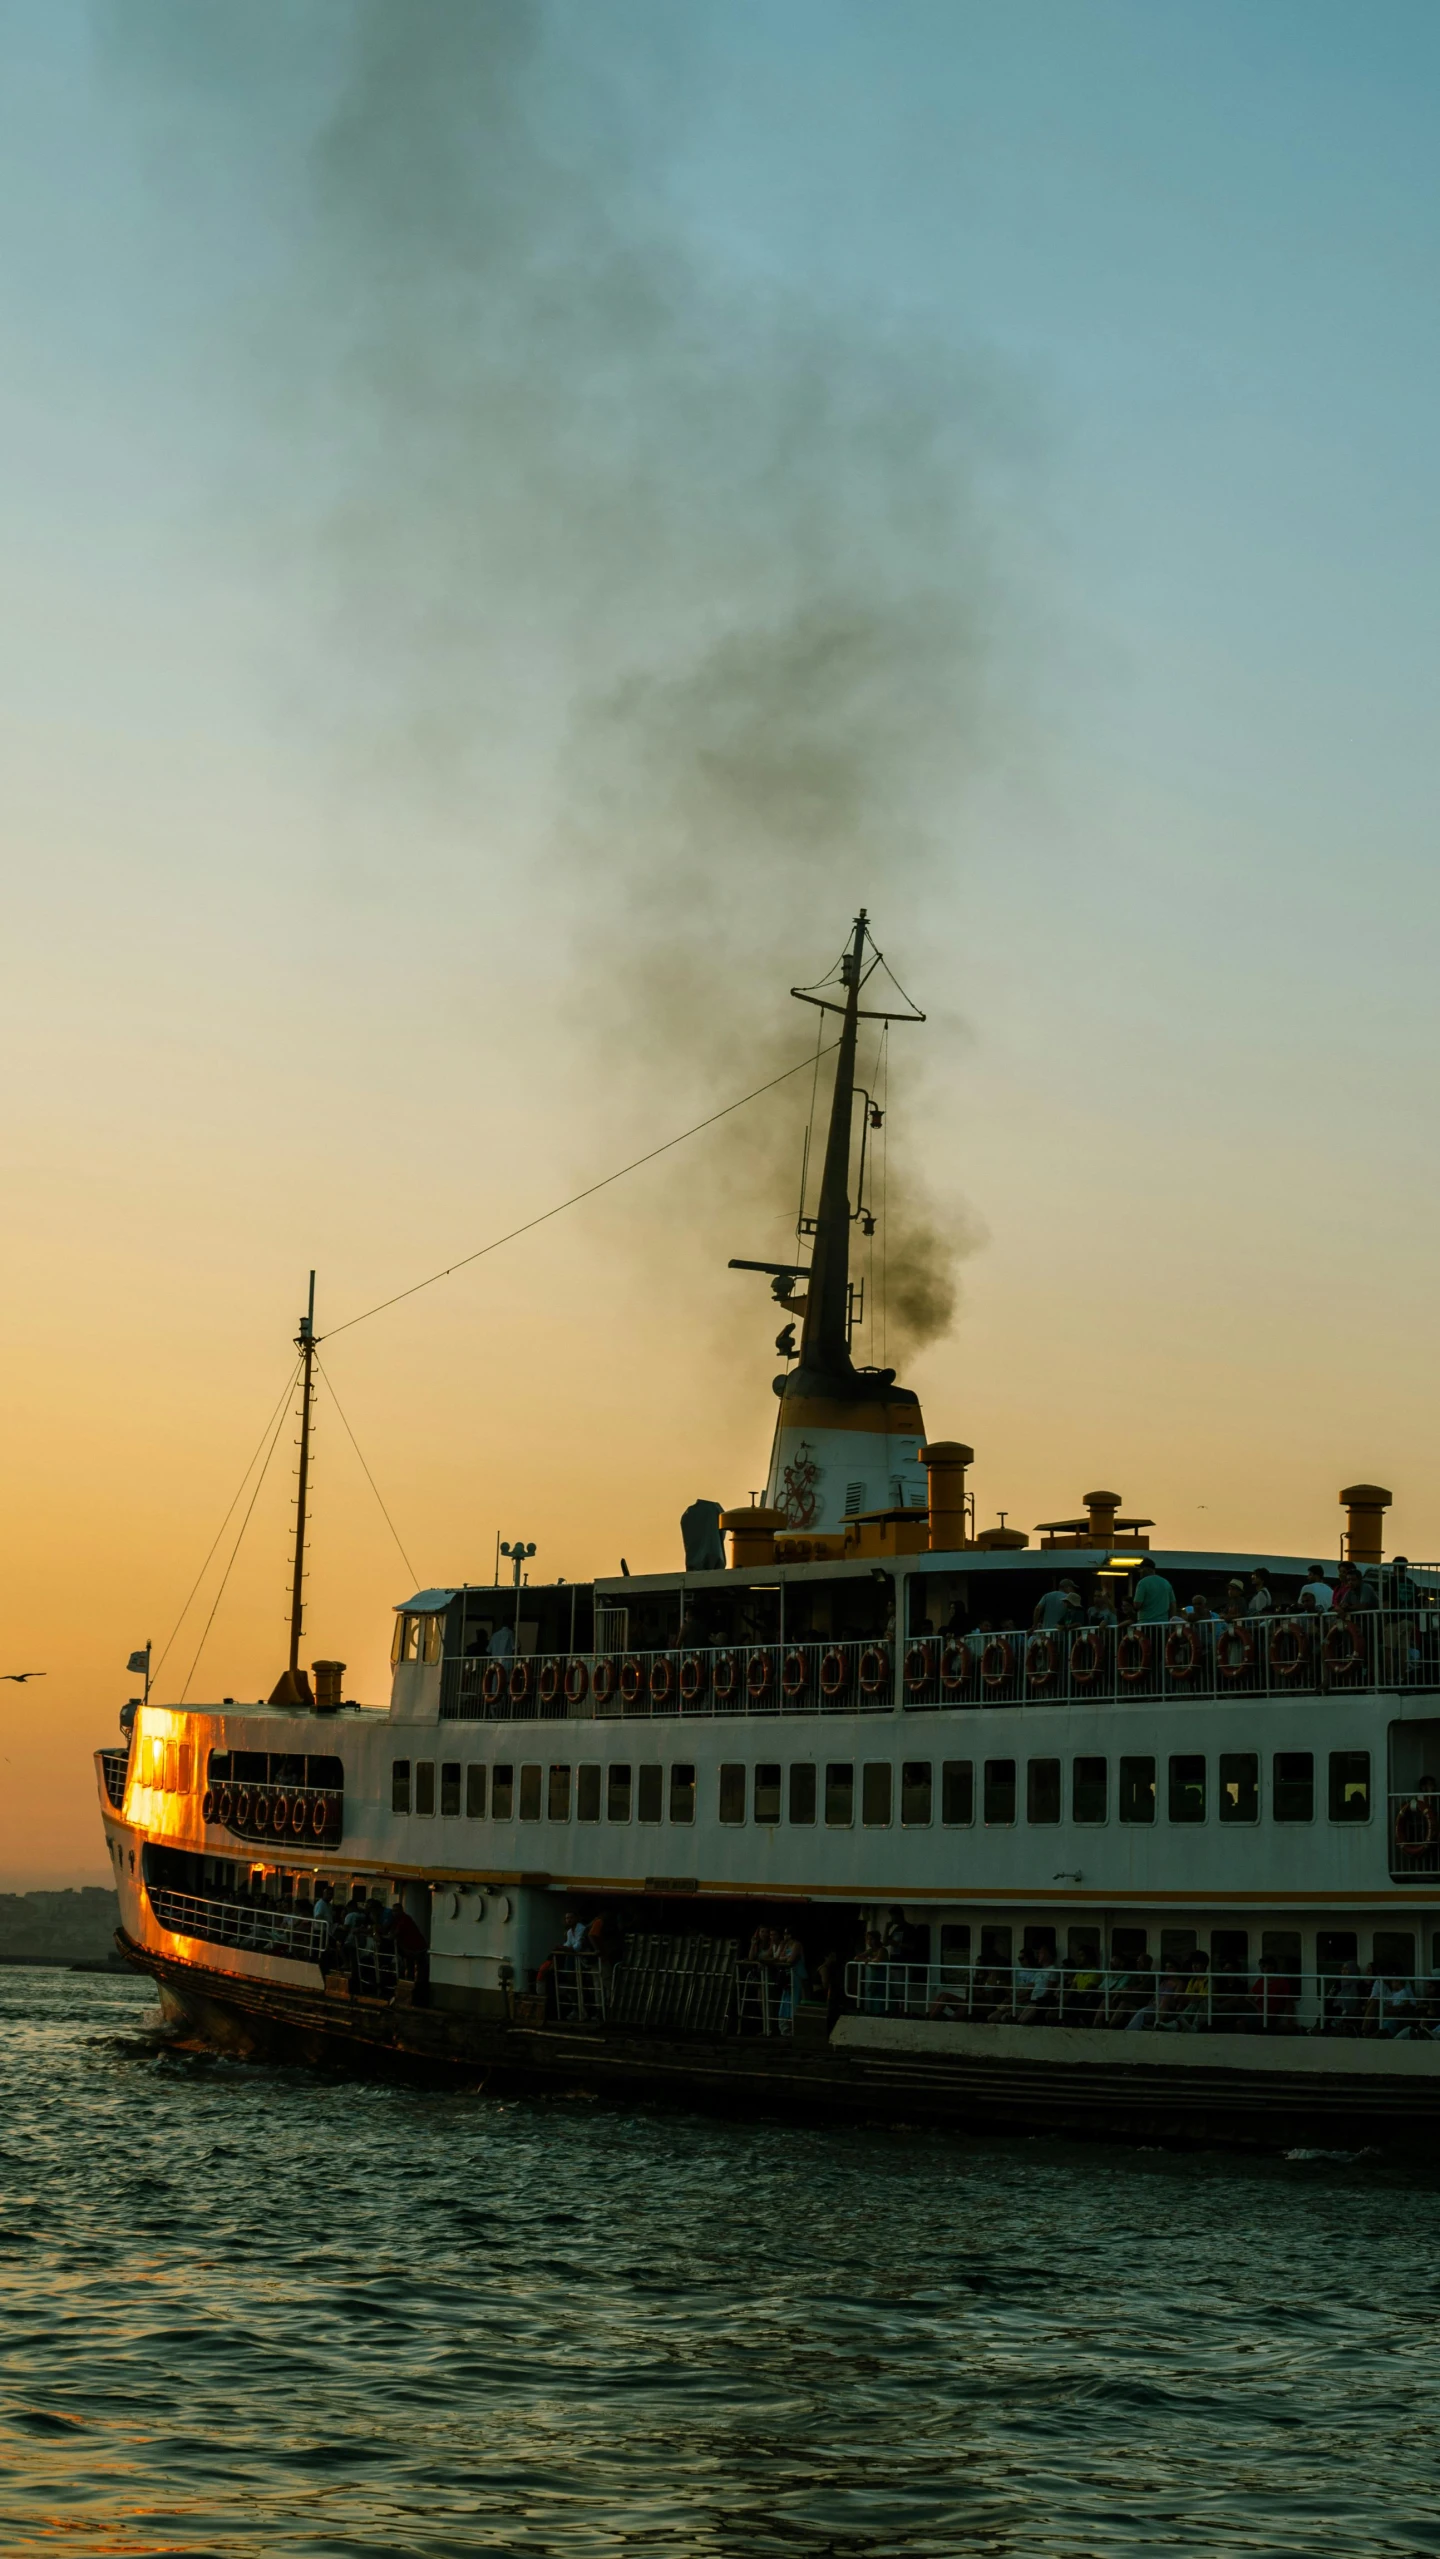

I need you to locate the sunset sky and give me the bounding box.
[5,1,1440,1883]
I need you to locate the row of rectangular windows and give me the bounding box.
[390,1750,1371,1828]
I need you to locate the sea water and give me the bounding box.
[1,1966,1438,2557]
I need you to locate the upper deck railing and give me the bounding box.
[845,1959,1440,2040]
[440,1607,1440,1721]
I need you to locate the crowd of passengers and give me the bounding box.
[925,1556,1431,1663]
[186,1870,430,1995]
[853,1935,1440,2037]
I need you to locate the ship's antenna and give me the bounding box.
[270,1272,317,1708]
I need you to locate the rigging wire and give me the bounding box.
[314,1355,419,1586]
[179,1370,300,1703]
[151,1358,303,1685]
[321,1043,838,1344]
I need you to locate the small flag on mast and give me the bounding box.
[126,1650,149,1675]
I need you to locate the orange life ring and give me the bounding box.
[591,1656,616,1707]
[311,1795,330,1839]
[1215,1622,1255,1681]
[678,1652,706,1704]
[619,1656,644,1706]
[1117,1629,1153,1684]
[1068,1628,1102,1686]
[1394,1797,1437,1857]
[940,1642,971,1693]
[712,1650,737,1703]
[980,1636,1013,1690]
[481,1660,506,1707]
[201,1786,217,1824]
[563,1658,589,1706]
[648,1654,674,1707]
[508,1658,531,1706]
[253,1788,273,1830]
[858,1644,888,1696]
[904,1641,932,1692]
[1024,1633,1056,1687]
[746,1649,771,1700]
[1269,1618,1310,1679]
[781,1647,807,1697]
[217,1785,234,1826]
[290,1795,310,1837]
[271,1792,291,1835]
[537,1659,561,1707]
[1164,1623,1198,1681]
[819,1646,846,1698]
[1324,1617,1364,1675]
[234,1787,252,1829]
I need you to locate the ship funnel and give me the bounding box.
[922,1442,974,1552]
[312,1660,346,1715]
[1340,1482,1391,1566]
[721,1505,783,1569]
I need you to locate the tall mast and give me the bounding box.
[797,910,867,1383]
[288,1271,316,1683]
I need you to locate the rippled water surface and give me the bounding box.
[3,1968,1440,2556]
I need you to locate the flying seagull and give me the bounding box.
[0,1671,46,1683]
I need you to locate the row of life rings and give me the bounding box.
[901,1615,1369,1692]
[201,1783,338,1842]
[475,1645,894,1709]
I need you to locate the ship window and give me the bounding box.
[163,1741,177,1792]
[941,1761,973,1826]
[466,1765,486,1819]
[607,1765,632,1823]
[1111,1926,1148,1962]
[518,1764,542,1821]
[391,1759,411,1815]
[719,1765,746,1824]
[1026,1759,1061,1824]
[983,1759,1016,1826]
[980,1924,1012,1964]
[1317,1929,1357,1975]
[207,1752,232,1781]
[1168,1755,1206,1824]
[1160,1927,1197,1966]
[1118,1757,1155,1824]
[1068,1925,1101,1967]
[390,1616,405,1668]
[789,1764,816,1825]
[549,1765,572,1822]
[440,1763,461,1817]
[1328,1750,1370,1822]
[177,1744,193,1793]
[862,1764,892,1827]
[669,1765,695,1824]
[940,1922,971,1960]
[636,1765,662,1824]
[1273,1751,1313,1822]
[1211,1929,1248,1974]
[576,1764,600,1822]
[404,1617,423,1662]
[423,1615,443,1666]
[825,1764,854,1827]
[414,1761,435,1818]
[1374,1930,1416,1973]
[754,1764,781,1825]
[1219,1753,1258,1823]
[492,1764,514,1820]
[1261,1930,1302,1969]
[1072,1757,1107,1824]
[901,1762,932,1826]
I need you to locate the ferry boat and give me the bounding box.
[98,914,1440,2146]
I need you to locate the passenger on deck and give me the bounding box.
[311,1881,337,1964]
[1325,1960,1366,2035]
[1248,1570,1274,1616]
[587,1909,624,1972]
[1133,1559,1176,1625]
[1332,1562,1365,1616]
[774,1925,807,2032]
[487,1622,515,1658]
[562,1908,589,1953]
[1300,1567,1334,1611]
[1032,1579,1081,1632]
[1251,1956,1299,2031]
[1088,1583,1118,1627]
[1014,1944,1060,2026]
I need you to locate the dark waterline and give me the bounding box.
[2,1969,1438,2557]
